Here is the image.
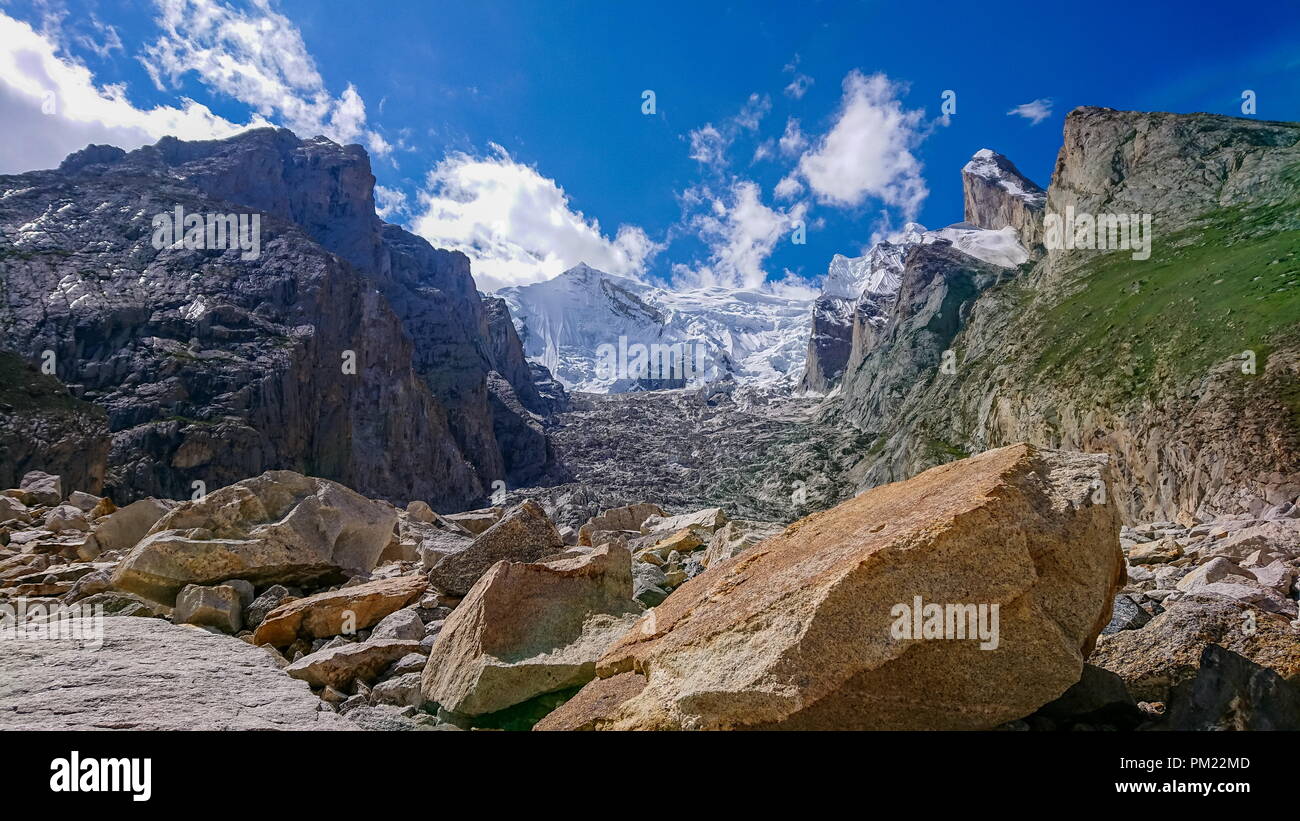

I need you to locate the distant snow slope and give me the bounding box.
[496,263,812,393]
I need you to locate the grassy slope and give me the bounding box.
[1022,199,1300,406]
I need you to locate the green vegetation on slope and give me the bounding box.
[1027,200,1300,403]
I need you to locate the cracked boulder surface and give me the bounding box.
[0,617,352,730]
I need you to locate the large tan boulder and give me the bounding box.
[578,503,665,546]
[537,444,1124,731]
[253,575,428,647]
[422,544,643,718]
[425,500,563,596]
[111,471,396,603]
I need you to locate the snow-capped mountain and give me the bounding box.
[496,263,813,393]
[797,213,1031,394]
[962,149,1047,208]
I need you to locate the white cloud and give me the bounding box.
[778,117,807,156]
[686,93,771,170]
[688,123,727,167]
[409,144,662,291]
[787,70,927,217]
[1007,98,1053,125]
[733,92,771,131]
[773,174,803,200]
[0,10,263,173]
[374,184,408,219]
[674,180,806,290]
[141,0,389,153]
[784,73,813,99]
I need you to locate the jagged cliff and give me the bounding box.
[0,129,554,507]
[826,108,1300,523]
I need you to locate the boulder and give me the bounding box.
[0,496,30,524]
[1101,593,1151,635]
[700,519,784,568]
[1034,663,1142,727]
[1127,537,1181,564]
[67,491,101,514]
[245,584,294,629]
[421,544,643,717]
[639,507,727,536]
[405,500,437,523]
[285,639,424,690]
[1091,595,1300,701]
[174,584,244,633]
[425,500,564,597]
[417,530,474,570]
[370,607,425,641]
[91,498,171,552]
[442,507,504,535]
[253,575,427,647]
[44,504,89,533]
[537,444,1124,731]
[112,471,396,602]
[0,617,350,730]
[578,503,665,546]
[371,673,425,708]
[18,471,61,506]
[1164,644,1300,730]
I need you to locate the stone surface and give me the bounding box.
[1091,595,1300,701]
[253,575,427,647]
[44,504,90,533]
[285,639,424,690]
[700,519,784,568]
[422,544,643,717]
[0,129,558,506]
[578,503,665,546]
[425,500,564,597]
[540,444,1124,730]
[174,583,243,633]
[442,508,504,535]
[1164,644,1300,730]
[19,471,62,506]
[1101,594,1152,635]
[112,471,397,602]
[0,617,350,730]
[92,498,172,553]
[640,507,727,536]
[370,607,425,641]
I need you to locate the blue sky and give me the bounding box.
[2,0,1298,292]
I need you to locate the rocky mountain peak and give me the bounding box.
[961,148,1046,249]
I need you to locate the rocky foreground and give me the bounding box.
[2,444,1298,731]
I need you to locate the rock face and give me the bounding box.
[539,444,1124,730]
[425,500,564,597]
[112,471,396,602]
[0,617,349,730]
[961,149,1047,249]
[421,544,643,718]
[0,128,557,506]
[0,352,110,497]
[253,574,427,647]
[825,109,1300,524]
